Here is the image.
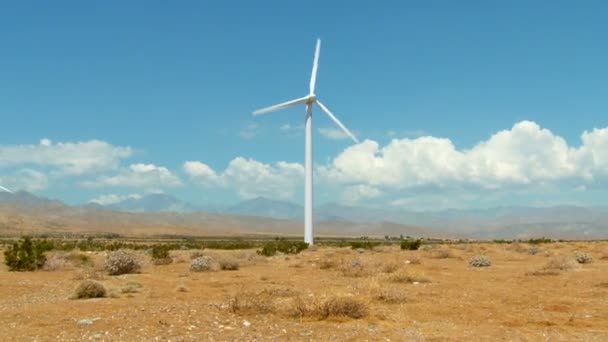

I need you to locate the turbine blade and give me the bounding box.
[253,96,310,115]
[309,39,321,95]
[315,100,359,143]
[0,185,13,193]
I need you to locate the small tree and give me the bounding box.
[4,237,53,271]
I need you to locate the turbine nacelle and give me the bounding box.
[306,94,316,104]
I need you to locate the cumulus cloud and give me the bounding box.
[321,121,608,190]
[0,169,49,192]
[82,163,182,189]
[89,193,142,206]
[184,157,304,200]
[0,139,132,175]
[341,184,382,204]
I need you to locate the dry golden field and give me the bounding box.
[1,241,607,341]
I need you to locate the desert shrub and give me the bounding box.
[73,280,106,299]
[257,240,308,257]
[400,239,421,250]
[218,257,239,270]
[150,245,173,265]
[371,287,408,304]
[469,255,492,267]
[529,237,552,244]
[121,281,142,294]
[291,296,368,320]
[339,258,371,277]
[349,241,380,250]
[105,250,141,275]
[190,250,205,260]
[575,252,593,264]
[4,237,53,271]
[319,259,337,270]
[381,260,401,274]
[190,256,219,272]
[428,249,455,259]
[319,296,368,319]
[229,290,276,314]
[528,246,539,255]
[67,252,94,267]
[388,271,431,284]
[544,256,580,271]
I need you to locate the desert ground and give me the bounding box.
[1,240,607,341]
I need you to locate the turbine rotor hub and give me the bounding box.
[306,94,316,103]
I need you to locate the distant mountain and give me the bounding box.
[102,193,199,213]
[225,197,303,220]
[0,190,65,209]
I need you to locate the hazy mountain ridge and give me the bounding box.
[1,192,607,239]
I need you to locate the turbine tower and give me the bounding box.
[253,39,359,245]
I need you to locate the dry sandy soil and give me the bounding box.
[1,242,607,341]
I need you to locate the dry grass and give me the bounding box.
[176,285,189,292]
[120,281,143,294]
[526,255,580,276]
[428,249,457,259]
[229,289,277,315]
[380,259,401,274]
[369,283,408,304]
[218,256,240,270]
[291,296,369,320]
[388,271,431,284]
[72,280,106,299]
[339,258,372,278]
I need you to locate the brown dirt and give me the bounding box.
[1,242,607,341]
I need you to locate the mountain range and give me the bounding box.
[0,190,607,239]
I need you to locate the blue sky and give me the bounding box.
[1,1,608,210]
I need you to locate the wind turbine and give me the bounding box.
[253,39,359,246]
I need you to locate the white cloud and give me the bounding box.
[184,157,304,200]
[89,193,142,206]
[318,127,350,140]
[321,121,608,190]
[341,185,382,204]
[82,163,182,189]
[0,169,49,192]
[239,122,260,139]
[0,139,132,175]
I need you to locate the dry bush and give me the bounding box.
[290,296,368,320]
[428,249,456,259]
[339,258,372,277]
[190,256,219,272]
[370,284,407,304]
[388,271,431,284]
[406,256,421,265]
[469,255,492,267]
[527,256,580,276]
[176,285,189,292]
[380,260,401,274]
[319,259,337,270]
[229,290,276,315]
[72,268,105,281]
[105,250,141,276]
[507,243,529,254]
[575,252,593,264]
[218,256,240,270]
[72,280,106,299]
[190,250,205,260]
[545,256,581,271]
[121,281,142,294]
[43,252,73,271]
[260,285,300,298]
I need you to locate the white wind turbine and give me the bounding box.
[253,39,359,246]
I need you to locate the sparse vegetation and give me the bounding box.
[400,239,422,250]
[469,255,492,267]
[575,252,593,264]
[389,271,431,284]
[105,250,141,275]
[218,257,240,270]
[151,245,173,265]
[4,237,53,271]
[257,239,308,257]
[350,241,381,250]
[73,280,106,299]
[527,255,580,276]
[190,256,219,272]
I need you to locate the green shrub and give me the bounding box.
[4,237,53,271]
[528,237,552,244]
[400,239,421,250]
[257,239,309,257]
[150,245,172,265]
